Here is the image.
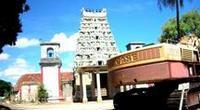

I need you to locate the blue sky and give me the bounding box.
[0,0,199,84]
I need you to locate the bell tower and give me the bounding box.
[39,42,62,102]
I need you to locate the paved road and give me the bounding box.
[1,100,114,110]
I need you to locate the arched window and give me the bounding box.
[47,47,54,58]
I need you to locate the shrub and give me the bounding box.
[37,84,48,103]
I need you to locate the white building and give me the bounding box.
[74,8,119,102]
[15,43,73,102]
[126,42,145,51]
[75,8,118,67]
[39,43,62,102]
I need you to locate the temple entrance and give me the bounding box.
[75,66,110,102]
[93,73,108,100]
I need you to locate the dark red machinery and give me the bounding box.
[107,43,200,110]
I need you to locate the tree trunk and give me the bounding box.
[176,0,181,40]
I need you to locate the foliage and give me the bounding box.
[157,0,193,41]
[0,79,12,99]
[159,9,200,43]
[181,10,200,37]
[37,84,48,103]
[157,0,183,10]
[0,0,29,53]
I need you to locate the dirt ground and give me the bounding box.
[1,100,114,110]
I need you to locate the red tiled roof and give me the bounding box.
[62,72,74,81]
[15,73,41,91]
[15,72,73,91]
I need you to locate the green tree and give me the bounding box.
[159,9,200,42]
[158,0,192,40]
[0,0,29,53]
[181,10,200,37]
[37,84,48,103]
[0,79,12,99]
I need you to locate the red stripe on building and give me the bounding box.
[41,66,43,84]
[58,66,63,98]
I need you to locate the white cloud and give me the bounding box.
[0,58,34,80]
[50,32,78,53]
[0,53,10,60]
[14,37,40,48]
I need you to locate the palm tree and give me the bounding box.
[158,0,184,41]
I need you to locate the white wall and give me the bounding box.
[21,85,29,101]
[21,84,38,101]
[63,83,73,102]
[30,85,38,101]
[43,66,59,100]
[130,44,144,50]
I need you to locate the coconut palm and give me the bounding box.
[158,0,184,41]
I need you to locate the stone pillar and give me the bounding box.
[130,85,134,89]
[96,73,102,102]
[81,73,88,103]
[120,85,124,92]
[125,85,130,91]
[189,66,193,75]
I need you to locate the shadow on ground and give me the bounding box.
[0,105,11,110]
